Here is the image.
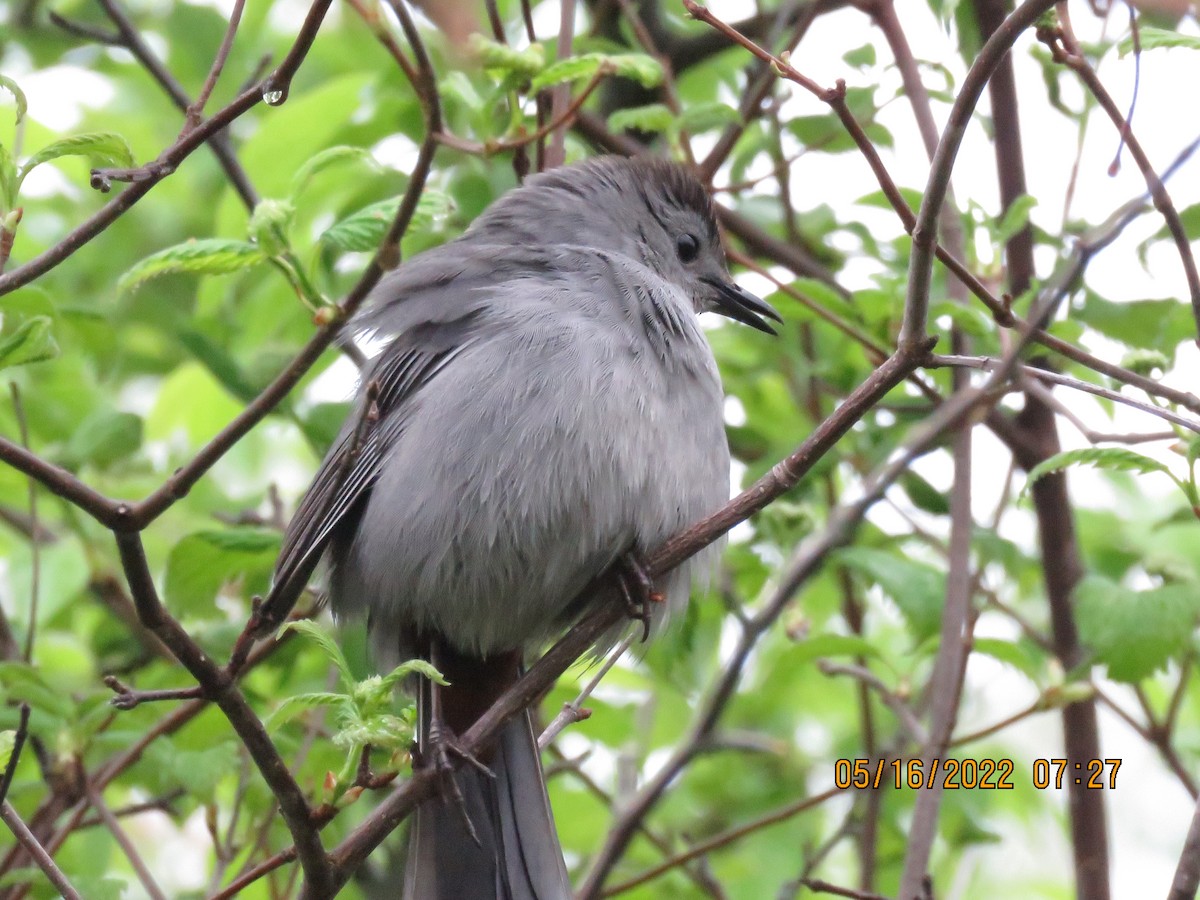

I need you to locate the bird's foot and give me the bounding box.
[413,718,494,847]
[616,549,665,642]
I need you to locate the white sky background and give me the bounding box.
[5,0,1200,896]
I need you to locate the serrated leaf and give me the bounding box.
[1076,576,1199,682]
[836,548,945,641]
[266,692,354,730]
[319,190,451,252]
[0,316,58,369]
[0,75,27,125]
[282,620,355,688]
[1023,447,1172,496]
[529,52,661,91]
[289,146,378,202]
[608,53,663,88]
[118,239,266,292]
[333,713,413,750]
[18,132,134,187]
[1118,26,1200,57]
[377,659,448,692]
[995,194,1036,245]
[529,55,607,91]
[470,35,545,79]
[608,103,674,135]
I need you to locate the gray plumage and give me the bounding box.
[266,155,779,900]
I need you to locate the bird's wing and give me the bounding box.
[257,314,480,632]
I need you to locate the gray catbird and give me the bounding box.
[265,155,780,899]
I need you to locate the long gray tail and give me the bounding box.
[402,685,570,898]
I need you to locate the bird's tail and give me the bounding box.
[402,649,571,900]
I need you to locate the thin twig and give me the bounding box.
[0,802,82,900]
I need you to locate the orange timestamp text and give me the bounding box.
[835,758,1015,790]
[834,757,1123,790]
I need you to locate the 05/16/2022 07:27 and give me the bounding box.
[833,758,1124,791]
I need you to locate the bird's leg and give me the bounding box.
[615,549,665,642]
[414,638,493,846]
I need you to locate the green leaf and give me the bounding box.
[529,54,608,91]
[930,299,994,338]
[836,548,945,641]
[972,638,1042,682]
[266,692,353,730]
[0,663,74,720]
[0,75,28,124]
[282,620,355,688]
[1119,348,1170,376]
[529,52,662,91]
[377,658,448,692]
[247,199,296,255]
[289,146,379,202]
[1023,447,1172,496]
[995,194,1036,245]
[144,741,240,799]
[164,528,281,616]
[789,633,880,665]
[0,316,58,369]
[1075,294,1194,356]
[0,142,16,210]
[843,44,877,68]
[1075,576,1199,682]
[1118,26,1200,57]
[0,730,15,772]
[319,190,452,252]
[679,102,740,135]
[900,470,950,515]
[118,239,266,291]
[607,103,674,135]
[470,35,545,79]
[607,53,663,88]
[59,409,142,470]
[17,132,134,186]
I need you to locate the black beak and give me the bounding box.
[702,276,783,335]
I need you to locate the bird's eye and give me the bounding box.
[676,233,700,263]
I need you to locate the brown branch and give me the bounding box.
[1041,22,1200,345]
[261,0,335,104]
[0,803,81,900]
[61,1,258,208]
[112,532,334,896]
[898,412,974,896]
[184,0,245,128]
[0,705,29,807]
[87,788,167,900]
[601,787,842,896]
[0,82,260,296]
